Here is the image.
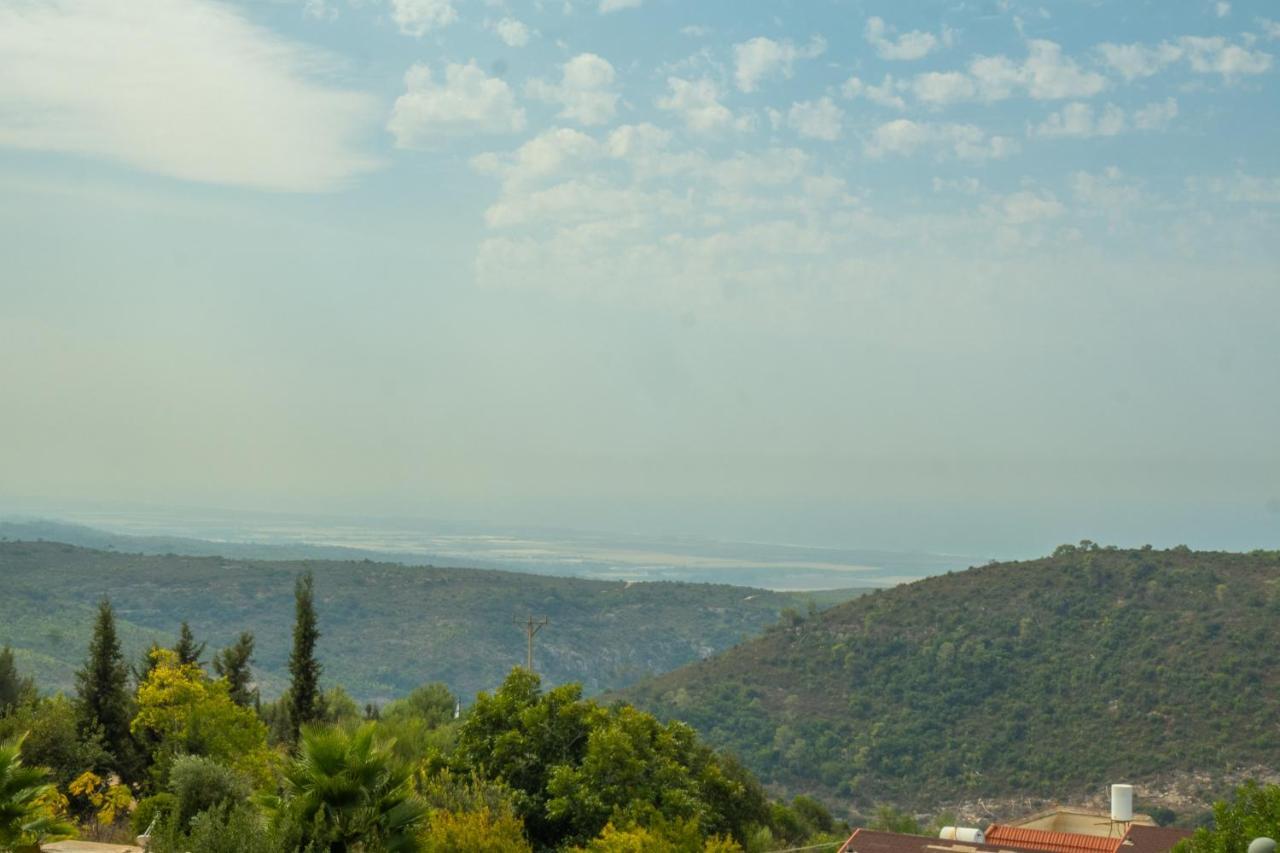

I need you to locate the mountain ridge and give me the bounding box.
[616,544,1280,817]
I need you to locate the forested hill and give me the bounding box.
[0,540,863,702]
[618,545,1280,812]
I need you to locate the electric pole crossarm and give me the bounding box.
[514,615,549,672]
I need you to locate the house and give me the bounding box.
[838,790,1193,853]
[838,824,1193,853]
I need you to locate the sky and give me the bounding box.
[1,0,1278,556]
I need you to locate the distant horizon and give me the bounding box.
[2,493,1275,574]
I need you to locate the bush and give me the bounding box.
[132,792,178,836]
[150,803,284,853]
[168,755,251,827]
[421,809,532,852]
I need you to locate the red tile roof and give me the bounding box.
[984,825,1126,853]
[839,825,1191,853]
[838,828,1043,853]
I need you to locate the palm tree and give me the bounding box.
[274,724,426,852]
[0,736,76,852]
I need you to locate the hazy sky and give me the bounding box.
[1,0,1278,554]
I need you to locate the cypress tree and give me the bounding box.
[212,631,257,707]
[173,621,206,668]
[288,572,321,740]
[134,641,164,689]
[0,645,35,712]
[75,598,136,778]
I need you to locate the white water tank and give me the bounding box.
[940,827,986,844]
[1111,784,1134,822]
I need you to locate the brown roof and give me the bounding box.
[985,825,1126,853]
[838,828,1045,853]
[1120,825,1194,853]
[838,825,1193,853]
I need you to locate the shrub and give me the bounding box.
[132,792,178,836]
[167,755,250,827]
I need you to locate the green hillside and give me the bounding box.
[617,544,1280,811]
[0,540,865,703]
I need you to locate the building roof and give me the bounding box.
[1010,809,1157,834]
[985,825,1127,853]
[838,828,1043,853]
[1120,825,1194,853]
[839,825,1192,853]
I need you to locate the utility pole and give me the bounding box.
[514,614,548,672]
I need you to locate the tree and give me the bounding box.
[383,683,456,728]
[132,649,271,787]
[0,695,110,792]
[288,573,322,741]
[0,646,35,714]
[271,723,427,852]
[173,622,206,668]
[166,755,251,828]
[211,632,256,707]
[1175,782,1280,853]
[455,669,770,849]
[0,735,76,851]
[75,598,137,781]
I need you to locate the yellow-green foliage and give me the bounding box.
[68,770,133,826]
[131,648,273,785]
[573,820,743,852]
[421,807,533,852]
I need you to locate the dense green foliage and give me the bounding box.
[0,736,75,851]
[620,545,1280,807]
[74,599,139,783]
[0,648,35,715]
[0,541,862,701]
[1175,782,1280,853]
[289,573,323,740]
[1,566,842,851]
[211,632,257,707]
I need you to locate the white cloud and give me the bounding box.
[472,127,601,189]
[680,25,711,37]
[657,77,744,133]
[388,62,525,148]
[787,97,843,141]
[988,40,1107,99]
[599,0,642,12]
[490,17,531,47]
[910,40,1106,105]
[864,16,952,61]
[1132,97,1179,130]
[1096,42,1183,80]
[1097,36,1271,80]
[1196,172,1280,203]
[303,0,338,22]
[842,75,907,110]
[999,190,1064,224]
[866,120,1018,161]
[1032,97,1178,138]
[1032,102,1125,138]
[912,71,976,104]
[1215,2,1231,18]
[527,53,619,126]
[391,0,457,36]
[1179,35,1271,75]
[1071,167,1145,223]
[733,36,826,92]
[0,0,378,191]
[932,176,982,194]
[1261,19,1280,40]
